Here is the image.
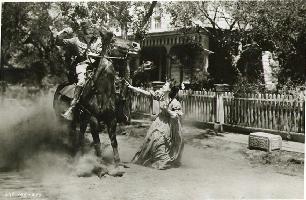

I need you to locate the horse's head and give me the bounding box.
[132,61,157,86]
[94,26,140,59]
[108,37,141,58]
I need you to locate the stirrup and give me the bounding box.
[61,108,74,121]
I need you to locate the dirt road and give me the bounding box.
[7,124,301,200]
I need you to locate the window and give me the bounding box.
[154,16,161,29]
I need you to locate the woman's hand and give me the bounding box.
[124,80,132,88]
[125,81,151,96]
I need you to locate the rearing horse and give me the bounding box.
[80,56,120,163]
[53,34,140,167]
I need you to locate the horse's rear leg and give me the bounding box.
[107,119,120,166]
[79,113,89,153]
[89,116,102,157]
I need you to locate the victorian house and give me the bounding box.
[127,3,277,90]
[137,4,212,85]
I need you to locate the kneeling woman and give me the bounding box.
[127,82,184,169]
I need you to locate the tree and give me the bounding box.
[166,0,306,87]
[1,2,64,84]
[130,1,157,41]
[234,0,306,86]
[1,2,157,85]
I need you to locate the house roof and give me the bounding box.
[139,26,211,52]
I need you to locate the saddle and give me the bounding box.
[59,84,75,99]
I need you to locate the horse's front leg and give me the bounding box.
[68,119,78,154]
[89,116,102,157]
[107,118,120,166]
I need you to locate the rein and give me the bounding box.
[89,53,128,60]
[105,55,128,60]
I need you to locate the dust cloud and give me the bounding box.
[0,88,105,179]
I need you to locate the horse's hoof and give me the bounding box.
[120,131,127,135]
[77,172,92,177]
[93,165,109,178]
[98,171,108,178]
[118,162,129,168]
[108,166,125,177]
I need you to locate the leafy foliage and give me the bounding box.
[3,1,304,89]
[1,2,157,85]
[166,0,306,88]
[1,2,64,85]
[234,0,306,86]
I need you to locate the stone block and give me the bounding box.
[249,132,282,152]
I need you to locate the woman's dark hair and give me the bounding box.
[169,85,180,99]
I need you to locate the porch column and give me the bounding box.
[200,35,211,73]
[158,52,163,81]
[203,52,209,72]
[125,61,131,82]
[165,45,171,80]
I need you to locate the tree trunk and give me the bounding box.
[121,23,128,40]
[135,1,157,41]
[139,1,157,29]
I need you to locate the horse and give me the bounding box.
[53,34,140,167]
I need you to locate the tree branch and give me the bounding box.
[139,1,157,30]
[134,1,157,40]
[198,3,221,30]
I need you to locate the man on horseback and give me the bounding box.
[53,25,141,174]
[54,20,113,120]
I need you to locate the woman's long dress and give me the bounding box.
[131,97,184,170]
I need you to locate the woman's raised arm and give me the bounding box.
[126,81,151,96]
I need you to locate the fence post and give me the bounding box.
[0,81,7,104]
[152,98,159,115]
[214,84,231,132]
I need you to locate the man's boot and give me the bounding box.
[62,85,83,121]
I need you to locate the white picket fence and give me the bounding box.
[131,89,305,135]
[131,91,152,114]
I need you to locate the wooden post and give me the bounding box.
[214,84,230,132]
